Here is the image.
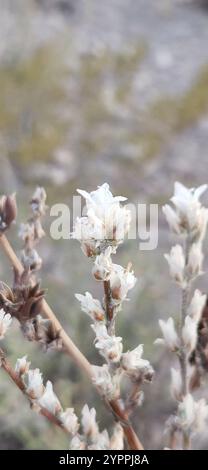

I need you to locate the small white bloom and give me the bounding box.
[21,248,42,271]
[109,264,136,304]
[178,394,196,430]
[15,356,30,376]
[121,344,153,381]
[92,323,123,363]
[38,381,62,415]
[88,430,110,450]
[92,247,113,281]
[75,292,105,322]
[170,368,182,401]
[188,289,206,323]
[0,309,12,339]
[91,364,120,400]
[70,435,86,450]
[25,369,44,399]
[110,424,124,450]
[156,317,179,351]
[73,184,131,252]
[18,223,34,242]
[182,316,198,354]
[178,394,208,433]
[164,245,185,287]
[187,243,203,279]
[81,404,99,439]
[59,408,79,435]
[31,187,47,216]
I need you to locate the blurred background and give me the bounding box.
[0,0,208,450]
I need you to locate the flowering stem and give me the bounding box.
[0,348,66,432]
[0,233,144,450]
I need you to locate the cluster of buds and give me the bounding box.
[0,193,17,233]
[72,183,131,257]
[75,183,153,411]
[19,187,47,272]
[158,182,208,448]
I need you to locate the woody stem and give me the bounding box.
[0,233,143,450]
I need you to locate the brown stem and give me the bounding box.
[103,279,115,334]
[0,233,143,450]
[0,348,65,432]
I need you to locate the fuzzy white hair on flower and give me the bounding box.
[188,289,206,323]
[163,182,208,239]
[156,317,179,351]
[15,356,30,377]
[60,408,79,435]
[75,292,105,322]
[182,316,198,354]
[88,430,110,450]
[187,243,204,279]
[164,245,185,287]
[70,435,86,450]
[73,184,131,251]
[25,368,44,400]
[92,247,113,281]
[170,367,182,402]
[110,424,124,450]
[0,309,12,340]
[38,381,62,415]
[91,364,120,400]
[121,344,153,381]
[92,324,123,363]
[178,394,208,433]
[109,264,137,304]
[81,404,99,439]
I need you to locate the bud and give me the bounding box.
[182,316,197,354]
[81,404,99,440]
[38,381,62,415]
[188,289,206,324]
[110,424,124,450]
[0,309,12,339]
[156,317,179,351]
[15,356,30,376]
[187,243,203,279]
[164,245,185,287]
[170,367,182,401]
[92,247,112,281]
[75,292,105,322]
[59,408,79,435]
[25,369,44,399]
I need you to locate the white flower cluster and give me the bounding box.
[70,405,124,450]
[14,356,123,449]
[0,309,12,340]
[160,182,208,447]
[72,183,131,256]
[163,182,208,241]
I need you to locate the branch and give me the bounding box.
[0,233,144,450]
[0,348,66,432]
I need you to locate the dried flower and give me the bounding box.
[81,404,99,439]
[182,316,198,354]
[164,245,185,287]
[30,187,47,216]
[38,381,62,415]
[170,368,182,401]
[0,194,17,232]
[59,408,79,435]
[188,290,206,324]
[121,344,153,382]
[15,356,30,376]
[25,369,44,399]
[75,292,105,322]
[0,309,12,339]
[156,317,179,351]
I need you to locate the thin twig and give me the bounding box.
[0,233,144,450]
[0,348,66,432]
